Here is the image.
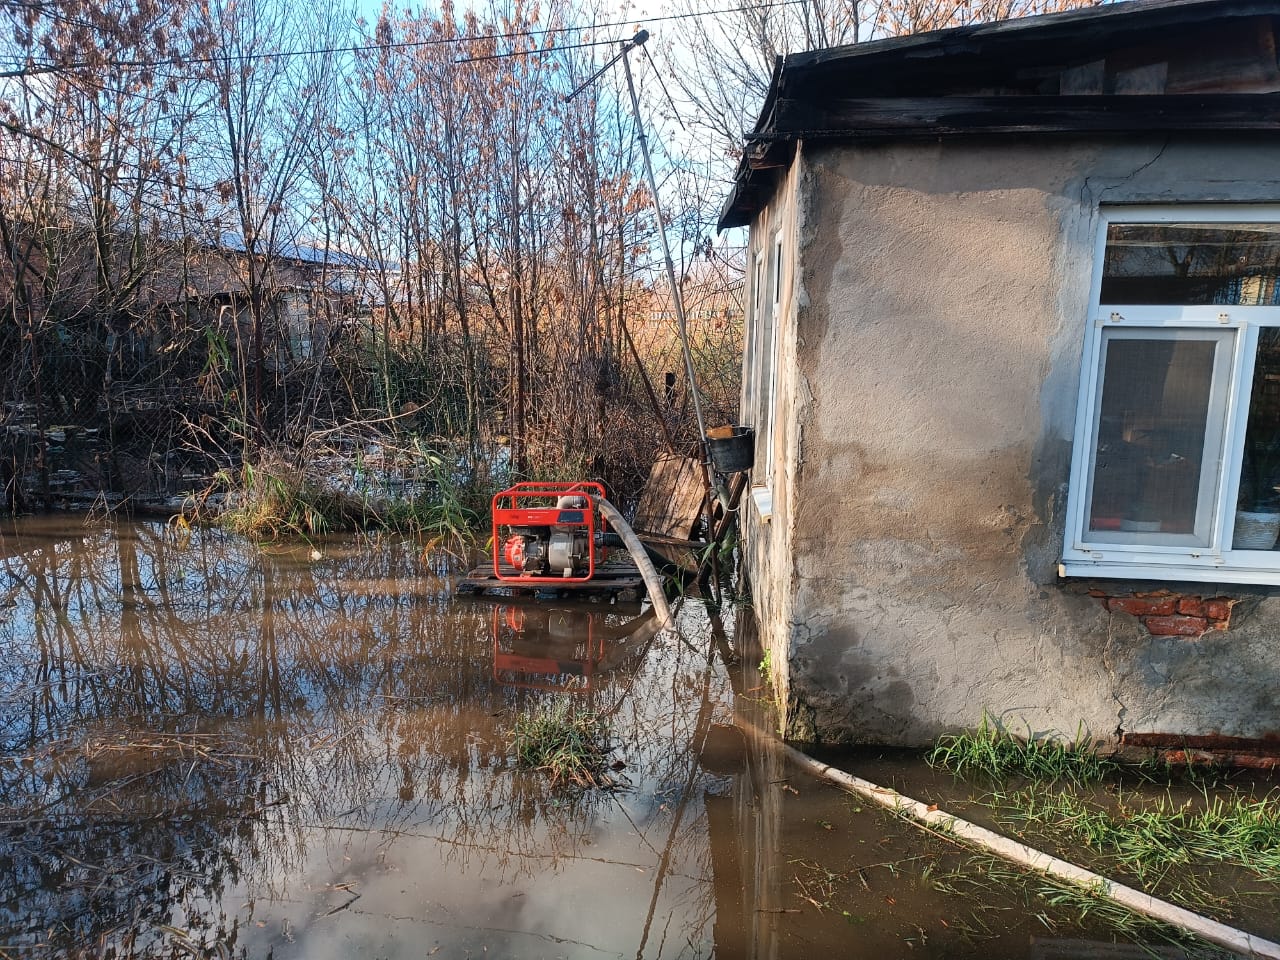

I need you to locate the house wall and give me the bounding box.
[740,154,805,718]
[763,135,1280,745]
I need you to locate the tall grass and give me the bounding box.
[216,459,356,538]
[382,440,485,557]
[927,713,1116,784]
[210,442,489,548]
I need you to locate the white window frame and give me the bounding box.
[1078,325,1236,550]
[762,231,784,482]
[1062,204,1280,584]
[742,248,766,422]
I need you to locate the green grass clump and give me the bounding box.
[511,700,614,789]
[994,786,1280,887]
[927,715,1280,932]
[210,442,489,547]
[928,713,1115,785]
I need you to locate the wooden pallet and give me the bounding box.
[456,559,646,604]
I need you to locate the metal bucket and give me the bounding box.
[705,426,755,474]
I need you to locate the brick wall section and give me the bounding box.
[1089,588,1237,636]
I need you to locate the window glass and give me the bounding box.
[1234,328,1280,548]
[1101,222,1280,305]
[761,233,783,479]
[743,251,765,422]
[772,235,783,308]
[753,252,766,316]
[1086,331,1228,546]
[754,250,772,437]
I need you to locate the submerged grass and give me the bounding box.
[989,784,1280,889]
[511,699,615,789]
[785,798,1229,956]
[925,713,1280,932]
[927,712,1116,784]
[955,855,1234,958]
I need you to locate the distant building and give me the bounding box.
[153,236,379,371]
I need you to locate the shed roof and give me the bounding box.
[719,0,1280,229]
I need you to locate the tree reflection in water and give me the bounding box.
[0,516,753,958]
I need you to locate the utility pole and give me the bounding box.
[567,30,726,600]
[566,31,712,460]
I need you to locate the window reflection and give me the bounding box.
[1234,329,1280,549]
[1102,223,1280,305]
[1088,336,1216,540]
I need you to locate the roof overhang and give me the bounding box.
[718,0,1280,231]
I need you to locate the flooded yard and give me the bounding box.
[0,517,1263,958]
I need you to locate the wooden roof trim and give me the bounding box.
[767,93,1280,137]
[782,0,1280,77]
[717,0,1280,230]
[718,154,794,230]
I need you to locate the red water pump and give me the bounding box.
[492,481,608,583]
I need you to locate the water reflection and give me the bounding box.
[490,603,659,692]
[0,517,754,958]
[0,517,1149,959]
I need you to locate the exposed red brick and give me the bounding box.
[1158,750,1279,770]
[1087,588,1109,598]
[1177,597,1206,616]
[1211,619,1230,631]
[1124,731,1280,754]
[1109,596,1177,617]
[1205,598,1234,621]
[1144,615,1208,637]
[1134,589,1173,598]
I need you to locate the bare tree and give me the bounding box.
[656,0,1101,174]
[1,0,214,497]
[0,0,741,512]
[197,0,348,447]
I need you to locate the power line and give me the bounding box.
[453,37,618,65]
[640,41,684,132]
[0,0,809,76]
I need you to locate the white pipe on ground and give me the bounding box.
[597,497,672,628]
[780,744,1280,959]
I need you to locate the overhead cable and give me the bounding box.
[0,0,809,75]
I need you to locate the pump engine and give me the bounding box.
[492,482,607,582]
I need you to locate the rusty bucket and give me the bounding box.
[705,425,754,474]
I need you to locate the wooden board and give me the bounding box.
[638,470,748,577]
[456,559,646,605]
[632,453,705,540]
[769,93,1280,139]
[638,532,702,575]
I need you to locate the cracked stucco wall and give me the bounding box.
[748,135,1280,746]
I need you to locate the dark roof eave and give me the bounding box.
[782,0,1279,77]
[717,55,787,232]
[771,93,1280,138]
[717,138,798,231]
[718,106,1280,230]
[719,0,1280,231]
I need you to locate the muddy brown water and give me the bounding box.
[0,517,1250,958]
